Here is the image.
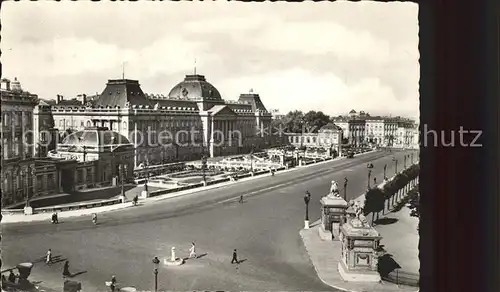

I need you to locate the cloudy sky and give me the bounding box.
[2,1,419,119]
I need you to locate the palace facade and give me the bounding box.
[35,74,276,169]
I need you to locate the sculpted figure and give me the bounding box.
[329,180,339,196]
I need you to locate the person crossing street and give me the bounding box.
[46,249,52,265]
[231,249,239,264]
[189,242,197,259]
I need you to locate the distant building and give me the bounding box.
[47,127,135,192]
[269,109,285,120]
[365,118,385,145]
[333,109,415,147]
[285,123,342,156]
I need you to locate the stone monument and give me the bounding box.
[163,246,184,266]
[338,212,382,282]
[319,180,348,241]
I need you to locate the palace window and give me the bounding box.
[46,174,54,190]
[14,137,20,156]
[77,169,84,184]
[37,176,43,191]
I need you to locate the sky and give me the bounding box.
[2,1,419,120]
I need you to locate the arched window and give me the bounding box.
[87,120,92,127]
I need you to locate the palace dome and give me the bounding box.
[61,127,131,149]
[167,74,222,101]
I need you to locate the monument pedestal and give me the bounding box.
[338,217,382,283]
[163,247,184,266]
[23,206,33,215]
[320,194,348,241]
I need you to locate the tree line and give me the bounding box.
[270,110,333,134]
[363,164,420,224]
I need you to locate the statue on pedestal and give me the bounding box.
[329,180,340,197]
[171,247,176,262]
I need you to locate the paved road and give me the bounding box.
[2,150,416,291]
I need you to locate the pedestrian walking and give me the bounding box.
[109,275,117,292]
[189,242,196,259]
[62,261,71,278]
[239,195,244,204]
[8,270,16,283]
[231,249,238,264]
[374,177,377,185]
[46,249,52,265]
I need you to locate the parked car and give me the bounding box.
[347,152,354,158]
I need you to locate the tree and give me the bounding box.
[363,187,385,223]
[303,110,330,133]
[283,110,305,133]
[382,180,397,211]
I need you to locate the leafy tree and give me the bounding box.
[363,187,385,223]
[283,110,305,133]
[303,110,330,133]
[382,179,397,211]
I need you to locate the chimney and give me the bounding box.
[1,79,10,90]
[82,94,87,104]
[57,95,63,104]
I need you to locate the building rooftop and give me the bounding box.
[168,74,223,101]
[94,79,152,108]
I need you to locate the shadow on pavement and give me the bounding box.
[237,259,247,264]
[374,217,399,225]
[68,271,87,278]
[196,253,208,259]
[377,253,402,277]
[8,185,136,209]
[310,221,321,228]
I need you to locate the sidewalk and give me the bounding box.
[298,162,420,292]
[1,151,376,224]
[300,221,418,292]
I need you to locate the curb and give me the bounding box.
[299,220,361,292]
[2,151,377,224]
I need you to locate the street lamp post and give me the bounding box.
[404,154,407,169]
[143,158,150,194]
[250,145,254,174]
[343,177,348,201]
[367,169,372,189]
[152,256,160,292]
[304,191,311,229]
[201,155,207,185]
[411,152,414,164]
[383,164,387,180]
[119,163,125,201]
[392,157,398,174]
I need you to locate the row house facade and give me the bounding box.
[332,110,416,147]
[285,123,342,156]
[33,74,275,170]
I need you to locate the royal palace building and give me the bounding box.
[34,73,276,170]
